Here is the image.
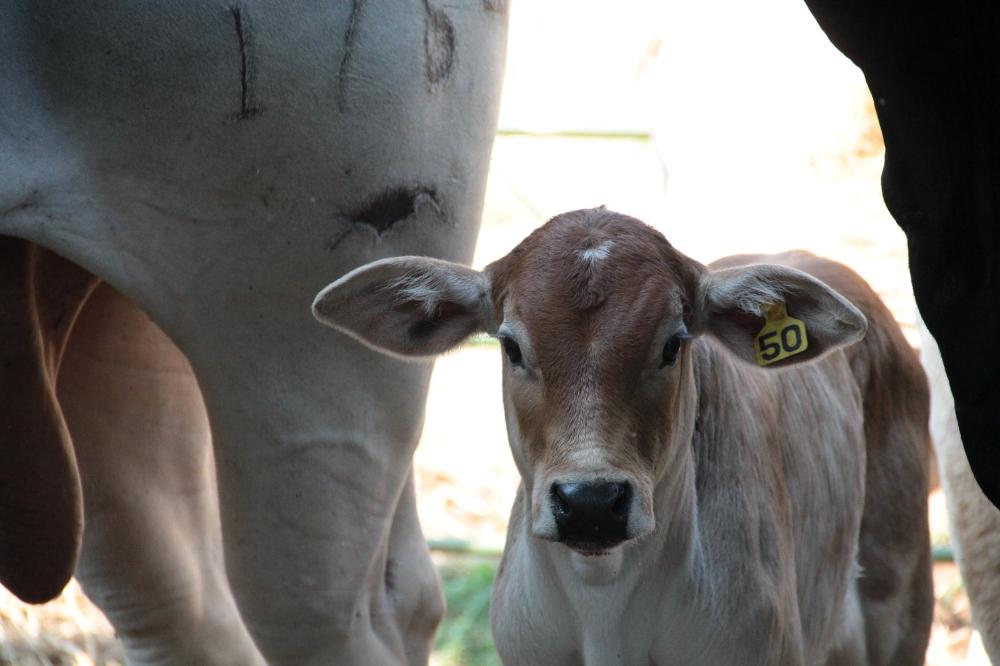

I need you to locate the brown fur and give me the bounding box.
[715,251,934,663]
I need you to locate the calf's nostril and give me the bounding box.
[611,482,631,517]
[551,483,573,517]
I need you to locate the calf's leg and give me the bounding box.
[388,469,446,665]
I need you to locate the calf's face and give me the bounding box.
[487,219,700,553]
[312,209,867,555]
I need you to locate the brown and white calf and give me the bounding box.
[313,208,933,665]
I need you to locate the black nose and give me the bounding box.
[550,481,631,548]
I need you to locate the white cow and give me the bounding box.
[0,2,507,664]
[314,207,933,665]
[920,319,1000,662]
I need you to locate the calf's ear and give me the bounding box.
[312,256,494,357]
[694,263,867,367]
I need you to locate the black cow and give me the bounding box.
[806,1,1000,507]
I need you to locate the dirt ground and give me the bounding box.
[1,2,992,664]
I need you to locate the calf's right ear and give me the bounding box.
[312,256,494,358]
[694,263,868,366]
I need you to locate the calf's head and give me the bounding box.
[313,209,866,555]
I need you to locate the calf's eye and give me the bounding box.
[500,336,524,367]
[660,334,685,368]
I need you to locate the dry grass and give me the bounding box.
[0,580,122,665]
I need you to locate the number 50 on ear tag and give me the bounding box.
[755,302,808,366]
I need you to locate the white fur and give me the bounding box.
[578,240,614,263]
[920,319,1000,662]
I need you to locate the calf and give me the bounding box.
[313,208,932,665]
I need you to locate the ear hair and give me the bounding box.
[312,256,493,358]
[696,266,802,321]
[695,263,867,367]
[383,269,485,321]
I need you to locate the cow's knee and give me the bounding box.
[387,476,446,664]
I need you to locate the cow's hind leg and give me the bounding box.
[922,321,1000,662]
[856,455,934,665]
[57,284,264,666]
[853,331,934,665]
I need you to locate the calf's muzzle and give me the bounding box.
[550,481,631,551]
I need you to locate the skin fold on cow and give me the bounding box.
[0,2,508,664]
[314,207,933,665]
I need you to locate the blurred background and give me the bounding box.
[0,1,982,664]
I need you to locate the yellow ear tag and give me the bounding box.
[755,302,808,366]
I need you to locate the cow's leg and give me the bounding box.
[387,469,445,665]
[57,284,264,666]
[186,322,444,664]
[920,320,1000,663]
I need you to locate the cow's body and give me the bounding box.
[314,209,933,665]
[0,2,508,663]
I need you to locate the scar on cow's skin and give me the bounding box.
[325,186,442,252]
[423,0,455,88]
[228,4,264,121]
[384,557,397,597]
[1,189,41,218]
[336,0,367,113]
[337,0,453,109]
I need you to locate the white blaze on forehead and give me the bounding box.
[577,240,614,263]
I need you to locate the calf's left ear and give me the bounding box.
[313,256,494,358]
[694,263,867,367]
